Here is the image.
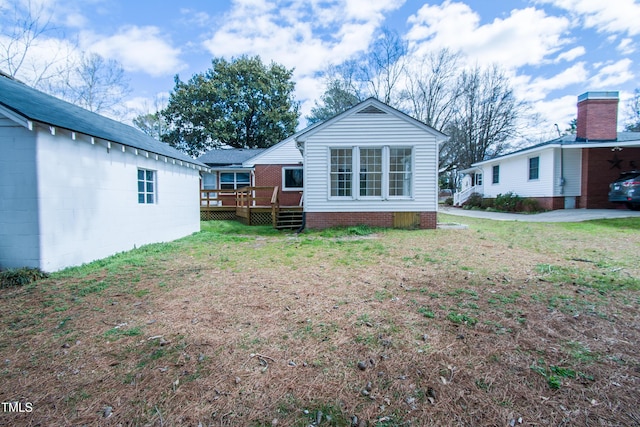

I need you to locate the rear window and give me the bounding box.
[614,172,640,182]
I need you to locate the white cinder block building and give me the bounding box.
[0,73,207,271]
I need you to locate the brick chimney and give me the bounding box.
[576,91,619,141]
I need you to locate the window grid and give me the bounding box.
[529,157,539,180]
[389,148,412,197]
[220,172,250,190]
[492,165,500,184]
[138,169,156,204]
[359,148,382,197]
[330,149,353,197]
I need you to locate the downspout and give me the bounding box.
[555,124,565,196]
[296,212,306,234]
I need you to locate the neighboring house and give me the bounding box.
[248,134,305,207]
[198,148,267,206]
[0,73,207,272]
[296,98,447,229]
[455,91,640,210]
[197,135,304,208]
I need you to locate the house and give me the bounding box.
[197,134,304,227]
[198,148,267,207]
[0,73,207,272]
[198,134,304,208]
[455,91,640,210]
[296,98,447,229]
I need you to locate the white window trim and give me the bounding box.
[282,166,304,191]
[528,156,540,181]
[138,168,157,204]
[387,146,414,200]
[357,147,384,200]
[492,165,500,185]
[219,170,252,193]
[327,146,414,200]
[328,147,355,200]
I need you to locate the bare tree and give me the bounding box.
[360,28,407,105]
[444,65,524,171]
[0,0,71,87]
[50,52,131,116]
[400,48,462,133]
[306,76,362,124]
[133,95,169,140]
[308,28,407,123]
[625,88,640,132]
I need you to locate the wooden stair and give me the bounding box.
[275,209,304,230]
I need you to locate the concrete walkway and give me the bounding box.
[439,206,640,222]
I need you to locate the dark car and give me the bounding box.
[608,170,640,210]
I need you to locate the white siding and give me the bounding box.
[245,137,302,166]
[0,118,40,269]
[32,126,200,271]
[559,148,582,196]
[481,148,555,198]
[479,146,582,199]
[303,112,438,213]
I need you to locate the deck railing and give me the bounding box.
[235,186,278,225]
[200,189,222,207]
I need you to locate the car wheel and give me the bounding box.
[630,204,640,211]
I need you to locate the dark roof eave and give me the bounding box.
[0,75,206,169]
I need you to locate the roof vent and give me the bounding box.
[358,105,386,114]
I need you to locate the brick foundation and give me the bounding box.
[306,211,437,230]
[533,197,565,211]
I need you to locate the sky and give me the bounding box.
[2,0,640,143]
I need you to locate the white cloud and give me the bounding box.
[179,8,212,27]
[537,0,640,36]
[200,0,404,102]
[532,94,578,136]
[617,38,635,55]
[80,26,184,77]
[0,32,75,84]
[589,58,634,88]
[405,2,571,69]
[555,46,586,62]
[521,62,589,101]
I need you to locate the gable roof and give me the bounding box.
[471,131,640,167]
[197,148,266,167]
[0,73,206,168]
[243,121,323,165]
[295,97,449,144]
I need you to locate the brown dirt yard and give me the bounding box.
[1,214,639,426]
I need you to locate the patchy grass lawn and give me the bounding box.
[1,215,639,426]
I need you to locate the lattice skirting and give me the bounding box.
[201,210,273,225]
[250,211,273,225]
[201,210,237,221]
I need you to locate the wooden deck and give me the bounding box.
[200,187,303,229]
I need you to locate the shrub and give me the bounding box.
[464,192,484,209]
[481,198,495,209]
[444,197,453,206]
[494,192,522,212]
[0,267,48,289]
[521,198,542,213]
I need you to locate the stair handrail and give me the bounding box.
[271,186,280,228]
[453,185,481,206]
